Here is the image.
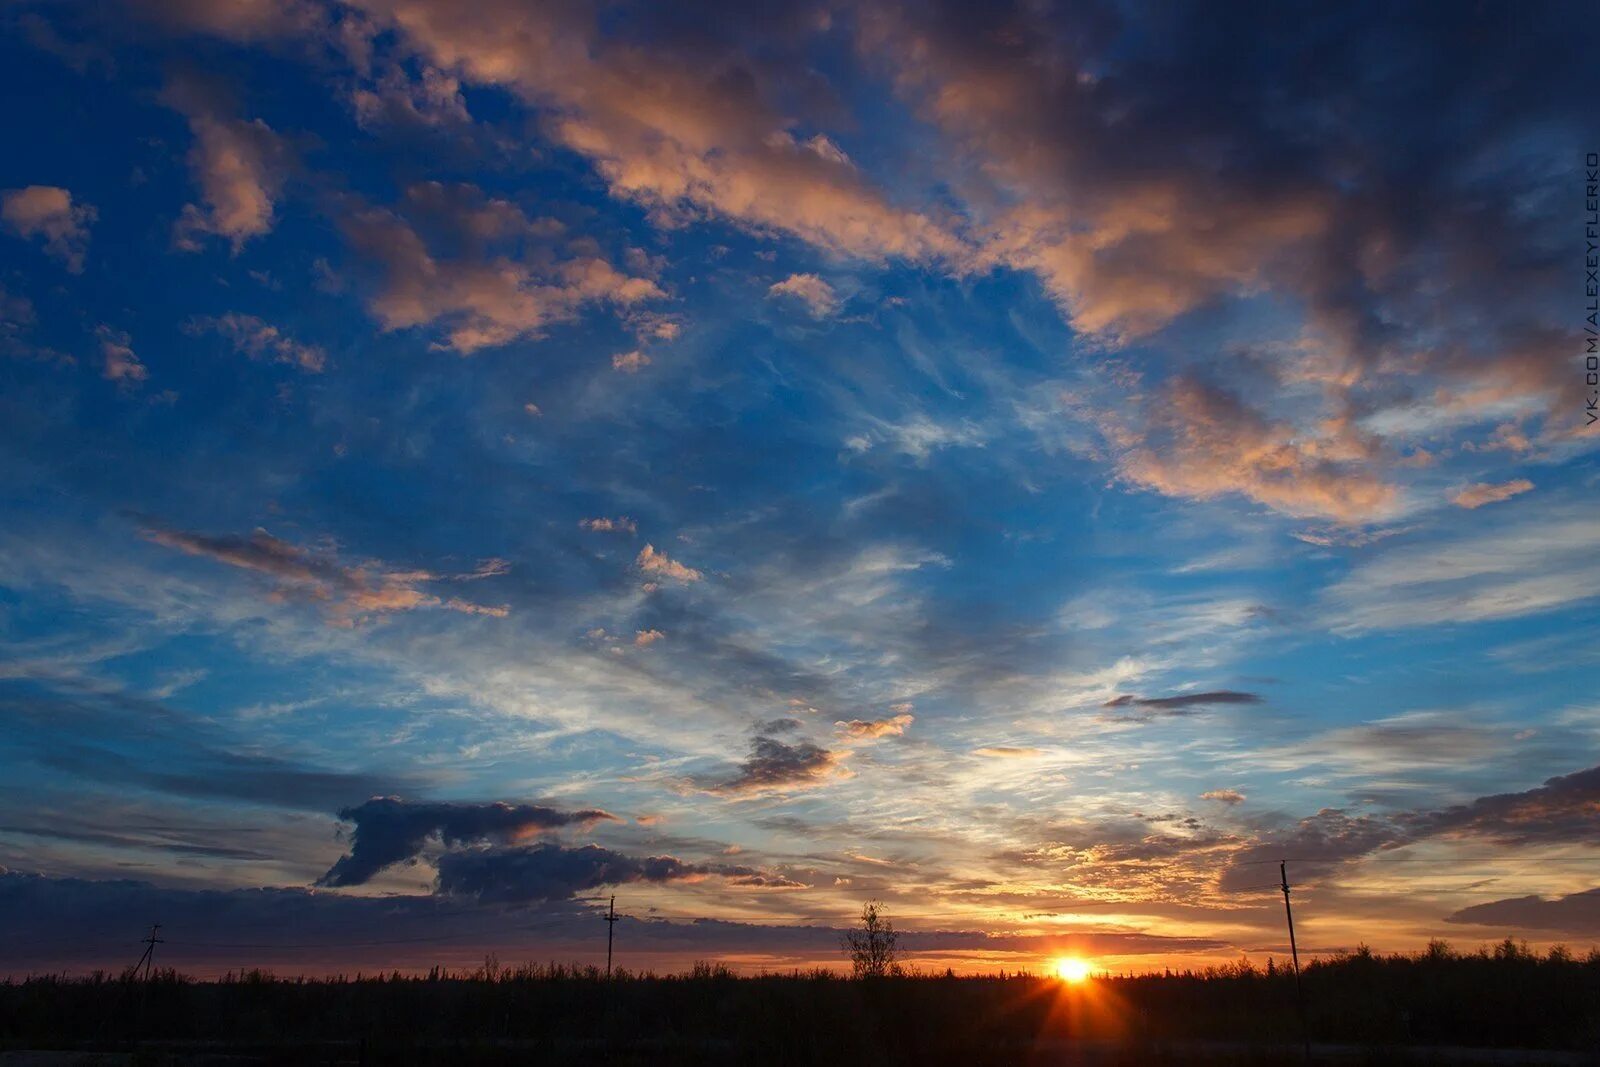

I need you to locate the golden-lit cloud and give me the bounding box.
[611,350,651,373]
[973,746,1044,759]
[580,516,637,534]
[143,523,509,625]
[835,713,913,741]
[1451,479,1534,510]
[636,543,702,583]
[768,273,839,318]
[341,182,662,353]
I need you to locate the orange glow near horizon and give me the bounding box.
[1053,957,1093,983]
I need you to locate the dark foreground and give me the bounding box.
[3,945,1598,1065]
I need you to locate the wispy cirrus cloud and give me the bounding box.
[1451,479,1534,509]
[142,524,509,625]
[185,312,326,372]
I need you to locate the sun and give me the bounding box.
[1053,957,1093,983]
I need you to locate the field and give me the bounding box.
[2,943,1597,1065]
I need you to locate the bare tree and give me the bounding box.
[842,900,900,978]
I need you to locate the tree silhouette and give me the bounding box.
[842,900,901,978]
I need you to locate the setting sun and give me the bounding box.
[1053,957,1093,983]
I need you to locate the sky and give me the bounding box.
[1,0,1597,978]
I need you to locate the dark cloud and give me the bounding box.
[705,735,846,796]
[1221,765,1600,889]
[1,679,416,811]
[1105,691,1263,712]
[1407,765,1600,845]
[318,797,617,887]
[1446,889,1600,935]
[434,843,804,903]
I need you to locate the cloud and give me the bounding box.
[340,182,662,352]
[337,0,963,264]
[834,713,913,741]
[435,842,802,902]
[96,325,147,384]
[1,185,95,271]
[142,523,509,625]
[636,543,702,583]
[1221,764,1600,888]
[580,516,637,534]
[1199,789,1245,805]
[633,628,665,647]
[1408,764,1600,845]
[1325,502,1600,630]
[706,734,849,797]
[611,349,651,373]
[125,0,1586,526]
[973,746,1043,759]
[318,796,617,887]
[1446,889,1600,935]
[1104,690,1262,712]
[163,75,290,252]
[1451,479,1534,510]
[2,680,416,812]
[1106,376,1398,522]
[767,273,839,318]
[185,313,326,372]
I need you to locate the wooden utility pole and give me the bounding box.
[1279,863,1310,1063]
[604,896,619,979]
[134,923,163,981]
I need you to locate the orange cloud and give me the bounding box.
[768,273,839,318]
[341,183,662,352]
[1,185,95,272]
[143,524,509,625]
[1451,479,1534,510]
[636,543,702,583]
[611,350,651,373]
[580,516,637,534]
[96,325,146,384]
[163,75,289,252]
[835,713,913,741]
[1110,376,1398,522]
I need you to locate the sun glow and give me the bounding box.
[1053,957,1093,983]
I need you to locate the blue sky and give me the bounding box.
[1,0,1597,975]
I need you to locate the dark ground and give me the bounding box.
[2,943,1598,1065]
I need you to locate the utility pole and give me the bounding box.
[1280,863,1310,1064]
[604,896,619,979]
[134,923,163,981]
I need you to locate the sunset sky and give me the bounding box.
[2,0,1597,977]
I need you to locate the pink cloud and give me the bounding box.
[2,185,95,272]
[636,543,702,583]
[1451,479,1534,510]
